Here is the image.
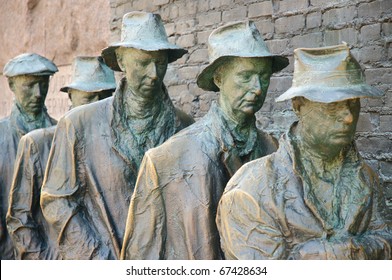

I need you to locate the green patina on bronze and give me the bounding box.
[6,56,115,260]
[39,12,193,260]
[121,20,288,260]
[0,53,58,260]
[217,44,392,260]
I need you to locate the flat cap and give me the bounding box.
[3,53,58,77]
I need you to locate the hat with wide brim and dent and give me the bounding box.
[197,21,289,92]
[101,11,187,72]
[3,53,58,77]
[276,43,384,103]
[60,56,116,93]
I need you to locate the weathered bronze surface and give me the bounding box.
[39,12,193,260]
[0,53,58,260]
[121,21,288,260]
[5,56,116,260]
[217,44,392,260]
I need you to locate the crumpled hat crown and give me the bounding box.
[60,56,116,93]
[3,53,58,77]
[101,11,187,71]
[276,43,384,103]
[197,20,289,92]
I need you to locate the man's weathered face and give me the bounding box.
[297,98,360,152]
[9,75,49,116]
[68,89,112,108]
[215,57,272,120]
[116,47,168,98]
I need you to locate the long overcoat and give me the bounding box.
[40,80,193,260]
[217,125,392,259]
[121,103,278,260]
[6,126,60,259]
[0,105,56,259]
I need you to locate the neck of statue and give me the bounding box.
[295,123,346,164]
[219,96,254,134]
[123,84,163,120]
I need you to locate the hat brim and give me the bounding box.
[275,84,384,103]
[101,42,188,72]
[60,82,116,93]
[196,55,289,92]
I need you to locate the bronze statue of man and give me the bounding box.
[217,44,392,260]
[6,56,116,260]
[0,53,58,260]
[121,21,288,260]
[40,12,193,260]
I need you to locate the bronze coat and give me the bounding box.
[0,105,56,260]
[40,82,193,260]
[6,126,60,259]
[121,103,278,260]
[217,124,392,259]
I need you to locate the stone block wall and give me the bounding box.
[0,0,112,120]
[110,0,392,213]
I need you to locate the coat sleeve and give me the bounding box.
[289,166,392,260]
[6,135,45,259]
[351,167,392,259]
[40,117,109,260]
[217,187,287,260]
[121,152,165,260]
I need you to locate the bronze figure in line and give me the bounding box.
[121,21,288,260]
[40,12,193,260]
[217,44,392,260]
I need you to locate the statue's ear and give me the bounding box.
[8,77,15,92]
[115,48,125,72]
[292,97,305,116]
[213,71,222,89]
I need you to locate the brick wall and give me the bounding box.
[110,0,392,215]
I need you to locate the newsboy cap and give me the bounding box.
[3,53,58,77]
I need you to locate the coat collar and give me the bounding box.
[280,122,373,236]
[207,102,264,176]
[110,78,177,172]
[9,103,56,140]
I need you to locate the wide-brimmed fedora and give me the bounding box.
[197,21,289,92]
[3,53,58,77]
[60,56,116,93]
[276,43,384,103]
[101,11,187,72]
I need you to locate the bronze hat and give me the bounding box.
[60,56,116,93]
[3,53,58,77]
[101,11,187,72]
[197,21,289,92]
[276,44,384,103]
